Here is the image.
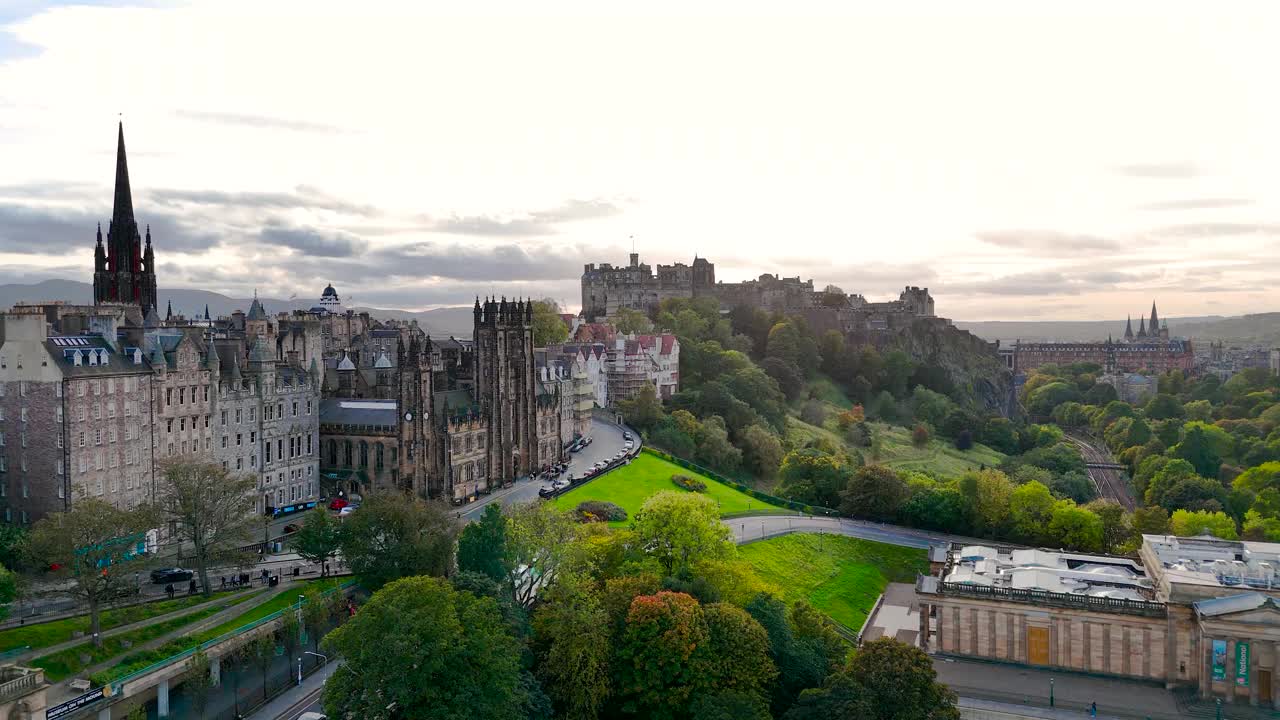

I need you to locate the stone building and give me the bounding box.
[581,253,715,320]
[0,311,155,524]
[93,123,158,313]
[917,534,1280,709]
[1012,337,1194,375]
[474,298,538,483]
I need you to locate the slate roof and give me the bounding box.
[45,335,151,376]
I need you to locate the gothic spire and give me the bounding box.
[1149,301,1159,334]
[165,299,173,321]
[1123,315,1133,339]
[112,121,136,232]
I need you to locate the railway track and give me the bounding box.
[1066,432,1136,511]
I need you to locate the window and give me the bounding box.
[107,379,115,394]
[92,405,100,420]
[56,406,63,423]
[56,434,63,449]
[20,407,27,423]
[236,433,242,446]
[78,406,86,422]
[79,432,85,447]
[343,441,352,466]
[249,408,256,422]
[235,409,242,424]
[166,388,172,406]
[19,433,25,448]
[221,411,227,425]
[78,382,86,398]
[277,402,284,419]
[203,386,209,402]
[94,429,102,445]
[306,400,312,415]
[306,434,312,455]
[250,454,256,468]
[376,443,384,471]
[167,419,173,433]
[265,443,272,464]
[328,440,337,466]
[179,418,186,432]
[179,387,185,405]
[292,402,298,417]
[250,431,256,444]
[56,383,62,398]
[221,436,228,449]
[236,458,243,470]
[0,432,3,446]
[277,438,284,460]
[359,441,368,468]
[108,427,117,444]
[167,442,174,456]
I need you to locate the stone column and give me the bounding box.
[1049,618,1059,667]
[1249,638,1259,706]
[935,604,945,653]
[158,677,170,717]
[919,604,930,651]
[1202,632,1213,700]
[1272,641,1280,710]
[1223,635,1233,702]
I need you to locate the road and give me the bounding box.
[1067,431,1136,511]
[727,513,974,550]
[459,415,631,522]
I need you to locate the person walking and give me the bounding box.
[188,579,197,595]
[165,583,174,599]
[1089,701,1097,717]
[221,576,226,589]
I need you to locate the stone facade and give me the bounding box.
[475,298,539,483]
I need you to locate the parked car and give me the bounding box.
[151,568,193,584]
[299,713,328,720]
[328,497,349,511]
[538,486,556,499]
[339,505,358,517]
[623,432,632,442]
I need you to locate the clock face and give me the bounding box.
[404,412,414,422]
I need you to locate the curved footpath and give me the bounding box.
[725,512,979,550]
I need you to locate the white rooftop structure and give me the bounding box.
[1142,534,1280,595]
[944,544,1152,601]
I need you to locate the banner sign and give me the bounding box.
[1236,641,1251,687]
[1212,639,1227,681]
[46,688,105,719]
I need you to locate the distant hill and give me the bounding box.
[0,279,475,338]
[956,314,1280,346]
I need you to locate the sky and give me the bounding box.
[0,1,1278,320]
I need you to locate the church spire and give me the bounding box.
[1149,301,1159,336]
[1123,314,1133,340]
[112,121,136,232]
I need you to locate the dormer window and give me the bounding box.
[133,349,142,365]
[73,350,83,366]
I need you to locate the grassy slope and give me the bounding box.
[739,533,928,631]
[0,590,248,654]
[789,411,1004,479]
[552,453,782,523]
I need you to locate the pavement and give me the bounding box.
[458,415,631,522]
[247,659,340,719]
[728,512,967,550]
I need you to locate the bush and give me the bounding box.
[671,474,708,493]
[955,429,974,450]
[911,424,931,448]
[573,500,628,523]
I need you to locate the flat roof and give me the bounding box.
[1143,534,1280,592]
[945,544,1152,601]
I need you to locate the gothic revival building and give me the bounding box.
[93,123,158,313]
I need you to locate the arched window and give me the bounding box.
[359,441,368,468]
[375,443,384,472]
[328,439,337,467]
[343,440,353,467]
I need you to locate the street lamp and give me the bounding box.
[297,656,303,686]
[305,651,328,667]
[1049,677,1054,707]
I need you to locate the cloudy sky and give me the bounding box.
[1,2,1278,320]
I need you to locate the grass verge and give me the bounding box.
[552,452,783,524]
[739,533,927,631]
[0,590,248,654]
[32,590,264,682]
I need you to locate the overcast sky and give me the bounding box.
[1,1,1277,320]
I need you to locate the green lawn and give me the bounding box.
[788,416,1004,478]
[739,533,928,631]
[32,590,265,682]
[0,590,248,654]
[552,453,783,523]
[90,577,348,686]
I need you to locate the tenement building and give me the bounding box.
[917,534,1280,709]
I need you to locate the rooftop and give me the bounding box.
[320,398,397,427]
[1143,534,1280,592]
[943,544,1152,601]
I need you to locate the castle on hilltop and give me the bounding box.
[581,253,935,327]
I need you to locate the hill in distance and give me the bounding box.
[0,279,476,338]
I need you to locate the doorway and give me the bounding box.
[1261,670,1272,704]
[1028,626,1050,665]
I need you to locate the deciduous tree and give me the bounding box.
[839,464,907,521]
[457,503,510,582]
[293,507,341,575]
[532,573,612,720]
[338,493,459,590]
[323,576,524,720]
[506,502,577,608]
[615,591,709,719]
[532,298,570,347]
[632,492,733,577]
[155,460,256,596]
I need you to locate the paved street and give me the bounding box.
[728,513,974,550]
[459,414,631,521]
[247,659,340,719]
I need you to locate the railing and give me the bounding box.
[109,580,355,694]
[0,668,42,703]
[930,580,1167,618]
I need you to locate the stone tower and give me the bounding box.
[94,122,158,312]
[474,297,537,483]
[397,334,435,497]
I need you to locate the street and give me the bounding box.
[459,415,631,521]
[728,513,989,550]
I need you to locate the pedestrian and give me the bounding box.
[221,576,226,589]
[261,568,269,584]
[165,583,174,599]
[1090,701,1097,717]
[188,579,197,595]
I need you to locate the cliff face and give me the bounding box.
[850,317,1016,417]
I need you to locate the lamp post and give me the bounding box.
[297,656,302,686]
[305,651,328,668]
[1049,677,1054,707]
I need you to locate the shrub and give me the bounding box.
[573,500,628,523]
[912,423,931,448]
[671,474,708,492]
[955,429,974,451]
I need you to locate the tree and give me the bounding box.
[29,499,154,646]
[246,630,276,702]
[843,637,960,720]
[1144,393,1185,420]
[618,382,664,432]
[457,503,509,582]
[615,591,709,719]
[741,424,784,478]
[615,307,653,335]
[760,357,805,402]
[293,507,341,576]
[694,415,743,474]
[532,574,611,720]
[155,460,256,596]
[1131,505,1171,536]
[959,469,1014,537]
[777,448,856,509]
[1086,499,1131,554]
[0,565,16,622]
[744,594,828,714]
[1049,471,1095,504]
[339,493,459,590]
[911,423,931,449]
[839,464,907,521]
[690,690,772,720]
[185,648,213,717]
[697,603,777,704]
[532,298,570,347]
[1008,481,1056,545]
[1172,424,1223,479]
[301,585,336,654]
[1170,509,1238,540]
[506,502,577,608]
[323,576,524,720]
[898,487,970,534]
[1048,503,1104,552]
[632,492,733,576]
[782,673,873,720]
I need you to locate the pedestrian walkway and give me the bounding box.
[247,659,340,719]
